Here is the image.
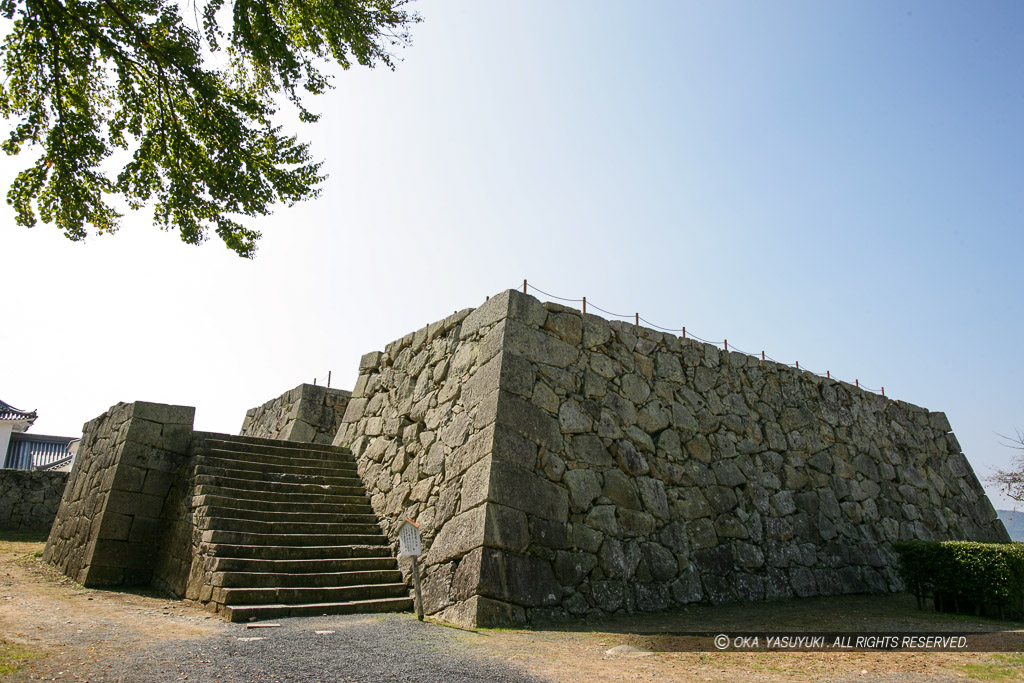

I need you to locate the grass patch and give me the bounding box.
[0,640,43,677]
[957,654,1024,682]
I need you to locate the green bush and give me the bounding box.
[894,540,1024,618]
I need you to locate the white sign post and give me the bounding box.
[396,518,424,620]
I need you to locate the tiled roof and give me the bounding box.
[0,399,37,423]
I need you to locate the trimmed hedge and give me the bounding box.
[894,540,1024,619]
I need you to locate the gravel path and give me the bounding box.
[51,613,544,683]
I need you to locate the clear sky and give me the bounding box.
[2,1,1022,508]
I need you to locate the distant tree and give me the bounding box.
[0,0,419,257]
[990,430,1024,503]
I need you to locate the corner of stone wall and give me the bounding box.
[335,291,534,628]
[43,401,195,587]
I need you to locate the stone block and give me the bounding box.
[635,583,670,611]
[162,423,193,454]
[129,516,164,544]
[499,352,535,399]
[454,546,562,608]
[490,424,538,471]
[530,517,567,549]
[285,419,316,443]
[83,564,125,586]
[111,464,146,493]
[97,512,133,541]
[141,470,175,498]
[425,505,486,565]
[131,402,195,426]
[359,351,382,371]
[462,354,502,409]
[592,581,625,611]
[91,539,153,572]
[568,523,603,553]
[437,595,527,629]
[567,434,614,468]
[617,509,655,537]
[503,318,579,369]
[482,503,529,552]
[105,491,165,518]
[563,469,602,512]
[460,290,513,338]
[479,456,568,522]
[494,391,563,452]
[126,419,163,449]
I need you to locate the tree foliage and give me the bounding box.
[0,0,418,257]
[990,430,1024,504]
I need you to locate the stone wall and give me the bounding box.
[335,289,1009,627]
[241,383,351,444]
[43,402,195,586]
[334,302,540,627]
[0,470,69,532]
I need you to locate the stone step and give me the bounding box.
[199,516,383,536]
[196,453,359,478]
[197,505,378,525]
[196,445,359,470]
[193,484,370,506]
[202,543,394,561]
[210,569,404,589]
[194,474,367,497]
[193,431,349,451]
[222,597,414,623]
[206,556,398,574]
[192,494,374,515]
[214,582,409,606]
[201,530,388,547]
[194,464,364,488]
[193,433,351,458]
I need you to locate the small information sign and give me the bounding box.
[396,517,425,620]
[397,518,422,557]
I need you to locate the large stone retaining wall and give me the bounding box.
[43,402,195,586]
[333,304,530,626]
[241,383,351,444]
[0,470,69,532]
[336,289,1009,627]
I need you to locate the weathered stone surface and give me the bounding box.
[563,469,602,512]
[567,434,614,467]
[484,457,569,522]
[504,318,579,368]
[426,506,487,564]
[494,391,563,452]
[457,547,563,607]
[333,288,1009,628]
[241,384,350,445]
[0,470,68,531]
[45,401,195,588]
[602,469,642,510]
[554,551,599,586]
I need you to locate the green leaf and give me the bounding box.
[0,0,419,257]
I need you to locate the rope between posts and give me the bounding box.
[516,279,889,398]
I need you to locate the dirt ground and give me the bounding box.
[2,531,1023,682]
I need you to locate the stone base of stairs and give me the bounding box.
[188,433,412,621]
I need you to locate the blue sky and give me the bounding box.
[2,0,1022,507]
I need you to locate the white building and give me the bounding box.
[1,399,77,470]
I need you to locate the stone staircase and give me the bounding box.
[189,433,412,622]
